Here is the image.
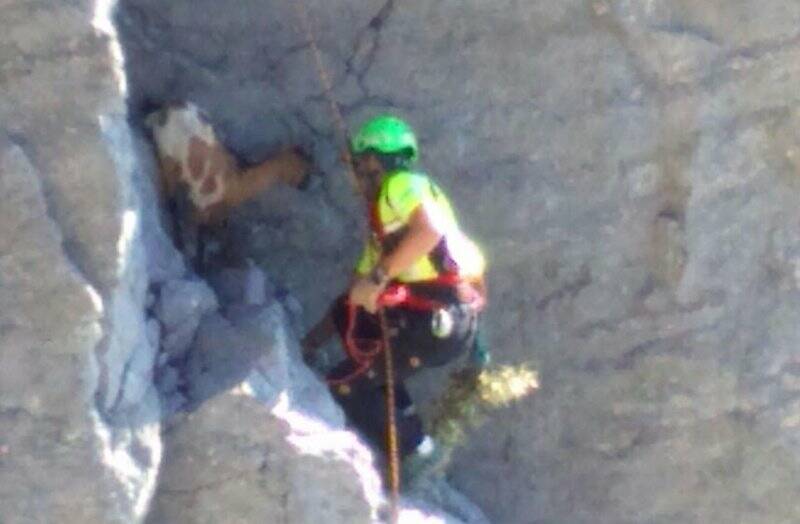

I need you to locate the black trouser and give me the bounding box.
[326,284,479,457]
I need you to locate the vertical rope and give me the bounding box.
[379,309,401,522]
[290,0,364,199]
[291,1,402,520]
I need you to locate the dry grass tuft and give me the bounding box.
[429,364,539,454]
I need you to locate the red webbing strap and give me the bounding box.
[326,276,485,387]
[343,302,383,362]
[327,302,383,387]
[380,275,487,312]
[369,202,385,241]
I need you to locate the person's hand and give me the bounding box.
[349,277,384,314]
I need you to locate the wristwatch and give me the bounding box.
[369,265,390,286]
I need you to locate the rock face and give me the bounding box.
[116,0,800,523]
[0,1,167,521]
[6,0,800,522]
[3,2,434,522]
[147,283,383,523]
[147,263,487,524]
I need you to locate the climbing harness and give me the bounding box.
[329,278,486,387]
[290,1,401,519]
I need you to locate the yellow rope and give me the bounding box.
[290,0,365,199]
[379,310,401,522]
[291,1,402,519]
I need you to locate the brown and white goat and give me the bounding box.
[145,102,311,267]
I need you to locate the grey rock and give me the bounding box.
[129,131,186,284]
[0,19,162,519]
[206,263,277,307]
[152,292,474,523]
[404,477,492,524]
[146,390,382,524]
[155,365,180,397]
[0,140,112,523]
[206,267,250,305]
[155,279,218,330]
[146,318,161,350]
[2,1,482,523]
[186,303,343,427]
[151,301,380,523]
[243,261,268,305]
[145,290,157,310]
[12,0,800,522]
[160,317,201,361]
[163,392,188,417]
[154,278,218,359]
[279,291,306,339]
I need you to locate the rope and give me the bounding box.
[290,0,365,200]
[290,0,402,519]
[379,309,401,523]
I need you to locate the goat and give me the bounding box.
[145,102,311,268]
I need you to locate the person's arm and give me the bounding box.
[351,174,445,312]
[376,202,444,279]
[350,202,445,313]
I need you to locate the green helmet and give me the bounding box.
[350,115,419,164]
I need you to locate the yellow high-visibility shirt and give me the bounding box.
[355,171,486,283]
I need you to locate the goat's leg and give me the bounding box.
[194,205,242,269]
[197,219,234,271]
[225,147,312,208]
[171,189,200,269]
[215,218,246,267]
[195,222,211,273]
